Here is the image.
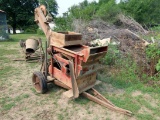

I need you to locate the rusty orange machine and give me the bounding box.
[32,5,132,116]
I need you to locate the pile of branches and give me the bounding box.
[72,17,150,74]
[117,14,148,34]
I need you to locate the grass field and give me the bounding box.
[0,34,160,120]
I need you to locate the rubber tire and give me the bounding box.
[32,71,48,94]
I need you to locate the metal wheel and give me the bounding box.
[32,71,48,94]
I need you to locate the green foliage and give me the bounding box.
[54,17,72,31]
[104,44,120,65]
[119,0,160,25]
[0,0,58,34]
[24,25,37,34]
[61,0,160,28]
[146,43,160,74]
[151,26,160,32]
[0,0,39,33]
[146,44,160,59]
[39,0,58,17]
[68,1,98,21]
[37,28,44,35]
[156,60,160,71]
[115,56,140,84]
[96,0,120,23]
[75,96,89,105]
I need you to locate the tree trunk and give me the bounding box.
[12,13,16,34]
[8,28,10,34]
[13,27,16,34]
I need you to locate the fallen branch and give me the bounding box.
[126,29,150,46]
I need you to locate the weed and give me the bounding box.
[30,88,37,94]
[137,114,155,120]
[3,102,16,111]
[0,93,30,111]
[103,44,120,65]
[14,94,30,102]
[74,95,89,105]
[58,113,64,120]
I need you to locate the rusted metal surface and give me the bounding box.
[19,38,44,62]
[26,39,39,53]
[32,5,133,116]
[32,71,48,94]
[48,44,107,93]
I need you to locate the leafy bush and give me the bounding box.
[96,0,120,23]
[146,44,160,59]
[119,0,160,26]
[104,44,120,65]
[68,0,98,21]
[54,17,72,31]
[156,60,160,72]
[151,26,160,31]
[146,43,160,74]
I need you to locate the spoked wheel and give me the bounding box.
[32,71,48,94]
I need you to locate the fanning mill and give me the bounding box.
[32,5,132,116]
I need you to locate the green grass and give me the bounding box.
[98,33,160,119]
[98,55,160,119]
[3,34,46,42]
[137,114,155,120]
[0,34,44,112]
[0,93,30,111]
[2,102,16,111]
[74,96,90,105]
[0,33,160,119]
[58,113,64,120]
[98,73,160,119]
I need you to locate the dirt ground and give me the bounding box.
[0,37,159,120]
[0,42,129,120]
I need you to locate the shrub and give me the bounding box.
[146,43,160,75]
[156,60,160,72]
[96,0,120,23]
[104,44,120,65]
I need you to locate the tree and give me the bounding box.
[68,0,98,20]
[0,0,39,34]
[96,0,120,22]
[119,0,160,26]
[99,0,111,5]
[54,16,72,31]
[39,0,58,17]
[0,0,58,34]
